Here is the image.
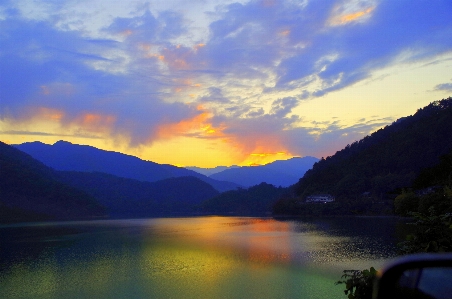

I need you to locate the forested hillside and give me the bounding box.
[200,183,287,215]
[394,149,452,216]
[0,142,106,222]
[273,97,452,216]
[57,172,219,217]
[295,97,452,200]
[15,141,241,192]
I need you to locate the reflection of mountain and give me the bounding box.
[208,157,319,187]
[0,141,106,222]
[15,141,241,192]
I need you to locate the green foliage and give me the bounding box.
[0,141,106,222]
[393,186,452,216]
[201,182,287,215]
[329,98,452,298]
[295,97,452,203]
[398,207,452,254]
[394,190,419,216]
[336,267,377,299]
[58,171,219,217]
[413,148,452,189]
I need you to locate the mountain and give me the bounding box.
[208,157,319,187]
[14,141,241,192]
[0,141,106,223]
[274,97,452,216]
[185,165,240,176]
[57,172,219,218]
[200,183,288,215]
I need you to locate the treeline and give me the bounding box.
[296,98,452,200]
[394,149,452,216]
[57,171,219,218]
[0,142,106,222]
[275,97,452,215]
[200,183,287,215]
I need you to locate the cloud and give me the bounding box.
[0,130,103,139]
[276,0,452,95]
[434,82,452,92]
[1,0,451,165]
[0,8,201,147]
[198,87,231,104]
[270,97,299,118]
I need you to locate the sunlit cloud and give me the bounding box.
[155,106,227,141]
[328,4,375,26]
[1,0,451,167]
[71,113,116,133]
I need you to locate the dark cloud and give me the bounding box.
[0,11,199,146]
[1,0,451,162]
[282,116,395,158]
[270,97,299,118]
[275,0,452,95]
[0,130,103,139]
[434,82,452,92]
[198,87,231,103]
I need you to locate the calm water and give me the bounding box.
[0,216,407,299]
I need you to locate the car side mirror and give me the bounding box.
[374,253,452,299]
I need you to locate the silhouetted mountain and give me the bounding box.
[274,97,452,216]
[393,148,452,216]
[15,141,241,192]
[200,182,288,215]
[0,141,106,223]
[185,165,240,176]
[57,172,219,218]
[412,149,452,190]
[208,157,318,187]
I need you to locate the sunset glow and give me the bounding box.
[1,0,451,167]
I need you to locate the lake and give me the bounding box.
[0,216,409,299]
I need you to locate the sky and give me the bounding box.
[1,0,452,168]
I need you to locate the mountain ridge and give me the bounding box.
[14,141,241,192]
[208,156,319,187]
[0,141,106,222]
[273,97,452,216]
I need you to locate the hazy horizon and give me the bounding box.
[1,0,451,167]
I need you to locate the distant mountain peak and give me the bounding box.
[14,141,241,192]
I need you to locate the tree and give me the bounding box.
[336,267,377,299]
[398,208,452,254]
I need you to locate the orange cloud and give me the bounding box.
[155,108,226,141]
[279,29,290,36]
[170,78,201,93]
[229,133,295,166]
[329,6,375,26]
[36,107,65,121]
[160,46,196,71]
[71,112,116,133]
[194,43,205,50]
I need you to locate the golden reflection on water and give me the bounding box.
[1,216,386,299]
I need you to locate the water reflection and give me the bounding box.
[0,216,406,299]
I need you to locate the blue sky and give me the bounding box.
[1,0,452,167]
